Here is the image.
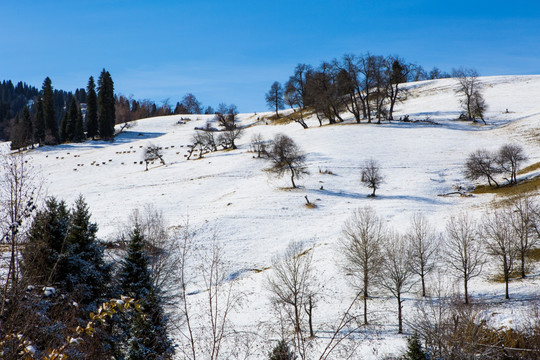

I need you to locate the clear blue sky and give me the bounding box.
[1,0,539,112]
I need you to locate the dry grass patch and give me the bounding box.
[472,176,540,196]
[265,109,313,125]
[304,202,318,209]
[490,269,522,283]
[518,162,540,175]
[526,248,540,262]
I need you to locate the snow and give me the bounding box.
[3,75,540,358]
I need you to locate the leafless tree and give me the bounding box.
[385,56,409,121]
[217,128,244,150]
[265,81,285,118]
[380,231,415,334]
[497,143,527,185]
[361,158,384,197]
[506,195,540,278]
[0,152,40,323]
[453,68,487,123]
[445,213,484,304]
[249,133,266,158]
[464,149,501,187]
[480,207,517,299]
[143,143,165,170]
[304,62,345,125]
[266,133,309,188]
[340,207,385,325]
[407,213,439,297]
[267,241,320,357]
[215,103,238,131]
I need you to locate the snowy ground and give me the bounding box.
[3,75,540,358]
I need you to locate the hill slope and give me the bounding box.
[5,75,540,358]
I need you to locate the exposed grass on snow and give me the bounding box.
[265,108,313,125]
[472,177,540,196]
[526,248,540,262]
[519,162,540,175]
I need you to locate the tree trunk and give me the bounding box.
[363,288,368,325]
[421,273,426,297]
[397,293,403,334]
[464,277,469,304]
[521,252,526,278]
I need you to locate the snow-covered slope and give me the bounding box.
[6,75,540,358]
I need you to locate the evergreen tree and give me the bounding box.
[86,76,98,139]
[9,114,21,150]
[66,97,78,142]
[403,333,426,360]
[42,77,59,144]
[268,340,296,360]
[21,105,33,148]
[119,224,173,360]
[34,97,46,145]
[60,111,68,142]
[74,107,85,142]
[97,69,115,140]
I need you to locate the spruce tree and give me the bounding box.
[42,77,58,144]
[34,97,46,145]
[119,224,173,360]
[268,340,296,360]
[66,97,78,142]
[60,111,68,142]
[86,76,98,139]
[74,107,85,142]
[97,69,115,140]
[9,114,21,150]
[403,333,426,360]
[21,105,34,148]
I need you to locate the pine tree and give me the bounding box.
[60,111,68,142]
[403,333,426,360]
[86,76,98,140]
[9,114,21,150]
[21,105,33,148]
[66,97,78,142]
[268,340,296,360]
[34,97,45,145]
[74,107,85,142]
[119,224,173,360]
[97,69,115,140]
[42,77,59,144]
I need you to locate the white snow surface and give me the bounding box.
[4,75,540,358]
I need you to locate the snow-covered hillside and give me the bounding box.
[5,75,540,358]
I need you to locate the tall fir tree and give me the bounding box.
[74,107,85,142]
[119,224,173,360]
[66,97,78,142]
[60,111,68,142]
[86,76,98,140]
[42,77,59,144]
[34,97,46,145]
[21,105,34,148]
[97,69,115,140]
[9,114,21,150]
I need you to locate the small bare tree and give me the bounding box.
[453,68,487,123]
[407,213,439,297]
[250,133,266,158]
[361,159,384,197]
[464,149,501,188]
[445,213,484,304]
[480,207,517,299]
[143,143,165,170]
[497,143,527,185]
[506,195,540,278]
[267,241,319,357]
[0,152,40,323]
[217,128,244,150]
[266,133,309,188]
[340,207,385,325]
[380,231,415,334]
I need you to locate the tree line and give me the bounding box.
[265,53,486,127]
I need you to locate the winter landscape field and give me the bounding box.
[3,75,540,359]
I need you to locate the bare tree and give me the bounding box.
[407,213,439,297]
[249,133,266,158]
[445,214,484,304]
[217,128,244,150]
[506,195,540,278]
[267,241,319,357]
[385,56,409,121]
[340,207,385,325]
[0,152,40,323]
[464,149,501,188]
[497,143,527,185]
[361,159,384,197]
[215,103,238,131]
[265,81,285,118]
[380,231,415,334]
[480,207,517,299]
[453,68,487,124]
[143,143,165,170]
[266,133,309,188]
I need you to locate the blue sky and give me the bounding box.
[1,0,539,112]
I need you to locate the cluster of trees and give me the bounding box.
[115,92,214,124]
[8,70,116,150]
[266,54,488,128]
[465,143,527,187]
[265,54,457,128]
[0,152,173,358]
